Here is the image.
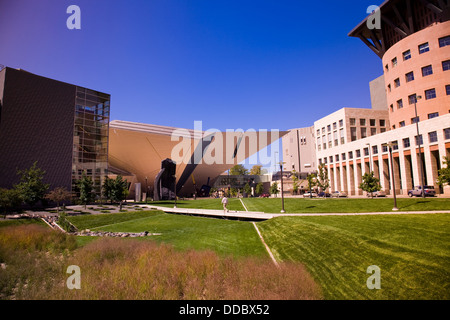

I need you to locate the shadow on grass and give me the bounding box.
[398,200,431,210]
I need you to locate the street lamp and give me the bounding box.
[366,143,372,173]
[173,175,177,208]
[383,142,398,211]
[279,161,286,213]
[413,95,425,198]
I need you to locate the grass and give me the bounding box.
[158,197,450,214]
[69,210,267,258]
[257,213,450,300]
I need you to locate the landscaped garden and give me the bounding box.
[1,196,449,300]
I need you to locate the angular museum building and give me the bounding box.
[0,66,284,199]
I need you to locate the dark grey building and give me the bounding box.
[0,67,110,195]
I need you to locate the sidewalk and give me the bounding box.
[146,205,450,221]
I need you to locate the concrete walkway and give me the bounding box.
[145,205,450,221]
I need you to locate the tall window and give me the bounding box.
[403,50,411,61]
[350,127,357,141]
[371,128,377,136]
[360,118,366,126]
[370,119,376,126]
[445,128,450,140]
[399,121,405,127]
[419,42,430,54]
[403,138,410,148]
[429,131,438,143]
[406,71,414,82]
[397,99,403,109]
[422,65,433,77]
[361,127,367,139]
[380,120,386,127]
[443,60,450,71]
[356,149,361,158]
[425,88,436,100]
[372,145,378,155]
[446,85,450,96]
[394,78,401,88]
[350,118,356,126]
[439,36,450,48]
[411,116,420,124]
[339,119,344,127]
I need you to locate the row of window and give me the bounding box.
[317,119,344,136]
[385,35,450,72]
[388,60,450,92]
[390,85,450,115]
[318,128,450,165]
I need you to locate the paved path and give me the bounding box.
[145,205,450,221]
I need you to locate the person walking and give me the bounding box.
[222,195,229,213]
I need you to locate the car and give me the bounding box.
[259,193,270,198]
[367,190,387,197]
[331,191,348,198]
[303,192,318,198]
[318,192,331,198]
[408,186,436,197]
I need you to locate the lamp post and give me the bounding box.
[366,143,372,173]
[414,95,425,198]
[384,142,398,211]
[279,161,285,213]
[145,176,148,203]
[173,175,177,208]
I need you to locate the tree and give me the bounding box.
[102,176,129,209]
[306,173,317,198]
[45,187,72,213]
[255,182,264,196]
[112,175,129,210]
[359,171,381,198]
[249,165,262,175]
[102,177,115,204]
[316,164,330,195]
[0,188,23,218]
[291,170,299,195]
[229,164,248,176]
[437,157,450,187]
[76,172,95,209]
[243,183,252,196]
[15,161,50,208]
[270,182,279,197]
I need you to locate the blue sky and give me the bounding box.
[1,0,383,133]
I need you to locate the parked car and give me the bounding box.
[303,192,318,198]
[318,192,331,198]
[408,186,436,197]
[259,193,270,198]
[367,190,387,197]
[331,191,348,198]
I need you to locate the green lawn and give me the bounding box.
[242,197,450,213]
[68,210,268,259]
[257,213,450,300]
